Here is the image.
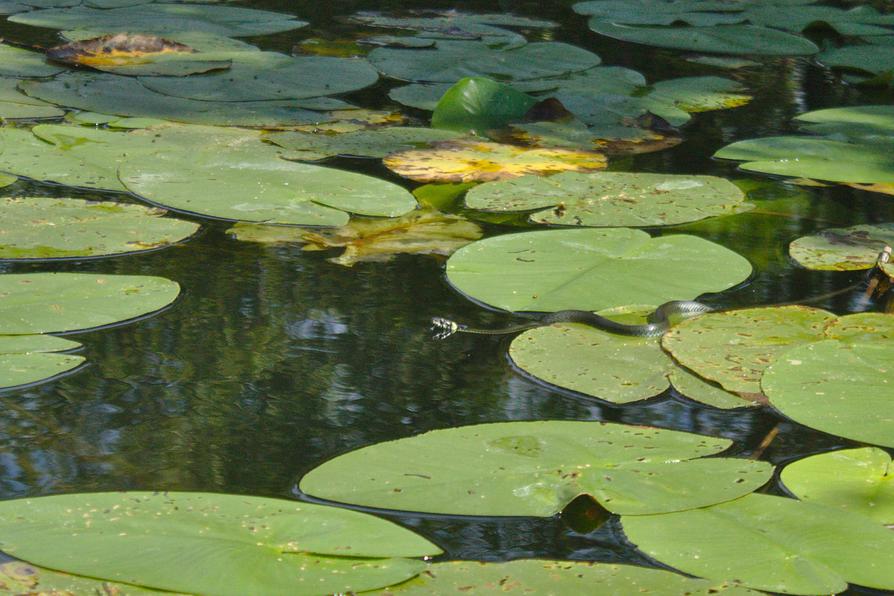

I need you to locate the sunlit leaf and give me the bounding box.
[0,334,84,390]
[790,223,894,271]
[431,77,536,134]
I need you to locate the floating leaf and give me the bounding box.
[0,492,440,595]
[140,52,379,101]
[120,136,417,226]
[369,41,600,83]
[46,33,232,76]
[10,4,308,37]
[0,196,199,259]
[0,173,15,187]
[230,209,482,266]
[686,55,760,68]
[300,420,772,517]
[446,228,751,312]
[780,447,894,525]
[0,334,84,390]
[0,76,64,120]
[287,108,406,133]
[586,22,818,56]
[0,273,180,334]
[0,43,66,78]
[762,339,894,448]
[431,77,537,134]
[662,306,835,394]
[385,560,758,595]
[573,0,747,27]
[790,223,894,271]
[669,367,760,409]
[623,493,894,594]
[21,72,340,127]
[464,172,751,227]
[264,127,462,161]
[819,44,894,81]
[384,140,607,183]
[0,560,165,595]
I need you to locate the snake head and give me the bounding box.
[430,317,459,340]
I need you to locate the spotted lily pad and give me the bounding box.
[762,338,894,448]
[446,228,752,312]
[384,140,607,182]
[464,172,751,227]
[300,420,772,516]
[229,209,482,267]
[0,334,84,390]
[0,273,180,334]
[0,197,199,259]
[0,560,164,595]
[386,560,758,594]
[790,224,894,271]
[623,493,894,594]
[264,127,462,161]
[0,492,441,595]
[46,33,232,76]
[10,4,308,37]
[508,307,756,408]
[780,447,894,525]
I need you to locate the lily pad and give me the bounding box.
[790,224,894,271]
[819,44,894,80]
[389,78,556,111]
[386,560,758,594]
[0,173,15,187]
[300,420,772,517]
[0,560,164,595]
[0,273,180,334]
[384,140,607,183]
[0,44,66,78]
[230,209,482,267]
[46,33,232,76]
[119,141,417,226]
[573,0,747,26]
[0,333,84,390]
[780,447,894,525]
[0,77,64,120]
[586,22,819,56]
[662,306,835,394]
[264,127,462,162]
[368,41,600,83]
[464,172,751,227]
[445,228,752,312]
[762,339,894,448]
[622,493,894,594]
[10,4,308,37]
[21,72,339,127]
[431,77,537,134]
[0,196,199,259]
[140,53,379,101]
[0,492,441,595]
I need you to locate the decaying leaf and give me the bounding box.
[286,109,407,133]
[229,209,483,266]
[384,140,607,182]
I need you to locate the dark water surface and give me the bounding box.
[1,0,892,573]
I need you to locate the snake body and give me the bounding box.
[431,300,713,339]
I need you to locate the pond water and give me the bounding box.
[0,0,893,589]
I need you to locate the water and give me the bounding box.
[0,0,892,574]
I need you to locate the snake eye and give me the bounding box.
[430,317,458,340]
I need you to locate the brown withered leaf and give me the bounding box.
[229,209,483,267]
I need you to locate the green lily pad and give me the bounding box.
[686,55,761,68]
[746,4,894,35]
[300,420,772,517]
[573,0,747,26]
[624,493,894,594]
[264,127,462,162]
[0,273,180,334]
[0,560,168,594]
[508,306,756,407]
[819,44,894,78]
[0,492,440,595]
[0,196,199,259]
[119,139,417,226]
[780,447,894,525]
[790,223,894,271]
[431,77,537,134]
[0,77,64,120]
[587,22,819,56]
[0,333,84,390]
[762,339,894,448]
[0,44,66,78]
[384,140,607,183]
[140,53,379,101]
[0,173,15,188]
[464,172,751,227]
[21,72,341,128]
[445,228,752,312]
[662,306,835,394]
[369,41,600,83]
[10,4,308,37]
[386,560,758,594]
[794,104,894,139]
